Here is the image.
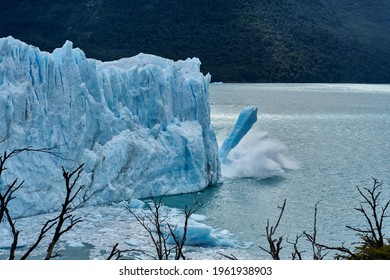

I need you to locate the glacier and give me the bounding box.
[0,37,220,217]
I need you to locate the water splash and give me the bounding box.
[221,130,299,179]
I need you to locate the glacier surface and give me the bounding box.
[0,37,220,217]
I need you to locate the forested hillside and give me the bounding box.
[1,0,389,83]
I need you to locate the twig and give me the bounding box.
[259,199,286,260]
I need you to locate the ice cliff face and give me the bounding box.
[0,37,220,216]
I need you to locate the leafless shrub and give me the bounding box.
[106,243,134,260]
[259,199,286,260]
[125,195,203,260]
[1,147,89,259]
[303,202,328,260]
[286,235,304,260]
[316,178,390,259]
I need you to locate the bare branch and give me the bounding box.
[217,252,238,260]
[287,235,304,260]
[3,206,20,260]
[106,243,134,260]
[44,164,87,260]
[107,243,121,260]
[303,201,328,260]
[317,178,390,259]
[126,195,203,260]
[259,199,286,260]
[346,178,389,248]
[170,197,203,260]
[0,146,69,178]
[1,146,89,260]
[20,217,58,260]
[0,174,24,260]
[315,242,359,260]
[125,203,162,260]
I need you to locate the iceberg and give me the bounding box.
[0,37,220,217]
[218,106,258,162]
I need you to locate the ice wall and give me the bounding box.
[0,37,220,216]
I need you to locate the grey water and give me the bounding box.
[164,83,390,259]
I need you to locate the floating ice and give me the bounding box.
[0,222,27,249]
[0,204,251,260]
[66,241,85,248]
[0,37,220,217]
[168,218,235,247]
[127,199,146,209]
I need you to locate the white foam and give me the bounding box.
[221,130,299,179]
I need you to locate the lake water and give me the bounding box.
[2,83,390,260]
[165,83,390,259]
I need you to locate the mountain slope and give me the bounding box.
[1,0,389,83]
